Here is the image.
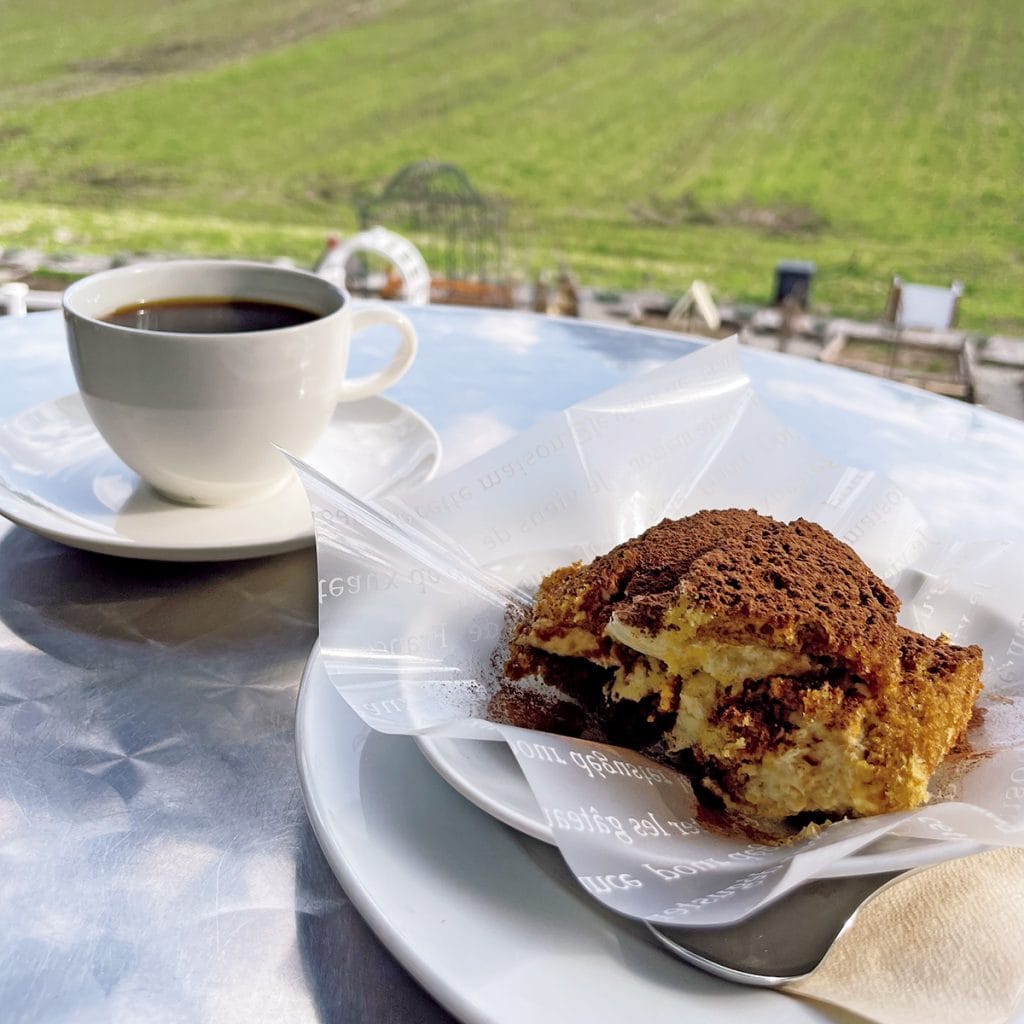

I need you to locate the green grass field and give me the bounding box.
[1,0,1021,331]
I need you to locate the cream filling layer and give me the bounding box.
[523,625,605,661]
[605,615,814,686]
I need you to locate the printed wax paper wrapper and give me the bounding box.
[295,339,1024,927]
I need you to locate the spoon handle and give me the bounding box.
[647,869,906,987]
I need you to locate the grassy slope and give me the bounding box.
[0,0,1020,330]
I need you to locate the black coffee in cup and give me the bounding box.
[101,297,319,333]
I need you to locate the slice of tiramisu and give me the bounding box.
[506,509,982,822]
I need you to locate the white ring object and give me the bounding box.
[317,227,431,305]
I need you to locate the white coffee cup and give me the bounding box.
[63,259,418,506]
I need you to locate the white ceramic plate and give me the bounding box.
[0,392,440,560]
[415,733,981,878]
[295,643,841,1024]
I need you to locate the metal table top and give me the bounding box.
[2,306,1023,1024]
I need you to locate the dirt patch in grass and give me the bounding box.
[62,2,393,87]
[723,201,826,234]
[0,126,31,147]
[299,172,360,208]
[630,193,827,236]
[68,42,209,78]
[70,164,181,200]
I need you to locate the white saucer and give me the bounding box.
[0,393,441,561]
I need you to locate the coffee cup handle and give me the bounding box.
[337,306,418,402]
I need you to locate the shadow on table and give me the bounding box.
[0,526,317,667]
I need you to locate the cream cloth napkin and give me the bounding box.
[785,847,1024,1024]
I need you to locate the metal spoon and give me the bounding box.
[647,869,907,987]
